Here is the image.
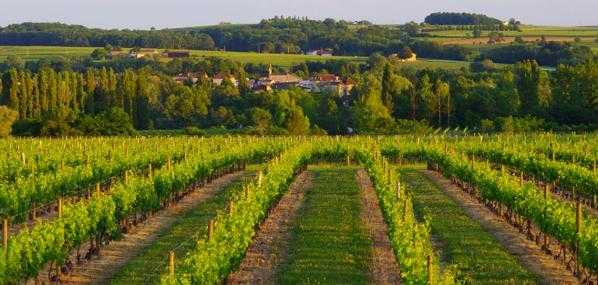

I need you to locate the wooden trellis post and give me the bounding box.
[96,183,101,196]
[3,219,8,248]
[58,198,63,218]
[148,163,153,178]
[576,199,582,276]
[168,251,175,277]
[229,201,234,215]
[396,181,401,199]
[208,220,214,241]
[32,202,37,220]
[257,171,263,187]
[427,255,433,285]
[124,171,129,184]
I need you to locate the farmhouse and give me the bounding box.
[299,73,354,96]
[173,72,207,84]
[130,49,158,59]
[212,74,239,87]
[253,65,302,91]
[307,49,334,56]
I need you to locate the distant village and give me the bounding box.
[108,48,420,96]
[174,64,356,96]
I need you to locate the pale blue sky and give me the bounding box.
[1,0,596,29]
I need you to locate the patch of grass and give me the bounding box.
[0,46,95,61]
[399,165,538,284]
[276,165,371,284]
[190,50,366,68]
[0,45,366,68]
[396,58,473,70]
[109,171,255,284]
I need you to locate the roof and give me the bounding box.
[314,74,339,82]
[268,74,301,83]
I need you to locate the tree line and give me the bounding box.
[2,18,594,66]
[0,54,596,137]
[424,12,503,26]
[0,22,216,50]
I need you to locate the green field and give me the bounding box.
[277,166,372,284]
[0,46,96,61]
[0,45,481,70]
[400,166,538,283]
[111,170,255,284]
[421,25,598,51]
[0,45,366,68]
[190,50,366,67]
[395,58,503,70]
[425,25,598,38]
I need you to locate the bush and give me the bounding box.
[497,116,545,133]
[0,106,19,137]
[184,126,206,136]
[74,107,135,136]
[395,119,433,134]
[479,119,495,132]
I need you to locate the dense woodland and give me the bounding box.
[0,51,596,137]
[424,12,503,26]
[1,17,594,66]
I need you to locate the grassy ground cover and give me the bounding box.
[399,165,538,284]
[0,45,366,67]
[276,165,372,284]
[109,170,256,284]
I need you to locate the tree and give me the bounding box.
[418,75,434,121]
[400,47,414,59]
[285,106,310,135]
[434,79,450,126]
[0,106,18,137]
[250,107,272,134]
[473,26,482,38]
[90,48,109,60]
[6,55,24,70]
[381,64,394,111]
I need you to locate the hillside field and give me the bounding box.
[0,45,482,70]
[422,25,598,50]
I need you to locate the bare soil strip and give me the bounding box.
[44,171,248,285]
[423,170,579,285]
[226,171,313,284]
[356,169,402,285]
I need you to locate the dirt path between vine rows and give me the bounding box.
[356,170,402,284]
[42,171,249,285]
[226,171,313,284]
[423,170,579,285]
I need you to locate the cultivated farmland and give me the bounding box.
[0,134,596,284]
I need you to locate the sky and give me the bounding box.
[1,0,596,29]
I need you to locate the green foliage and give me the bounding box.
[424,12,503,26]
[0,138,284,283]
[0,106,18,137]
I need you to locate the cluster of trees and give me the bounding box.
[1,50,596,136]
[3,17,592,67]
[183,16,409,56]
[424,12,503,26]
[480,40,594,66]
[0,64,315,136]
[350,57,597,133]
[0,22,216,50]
